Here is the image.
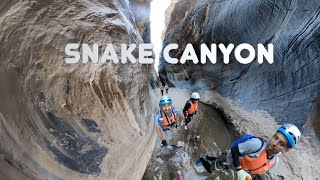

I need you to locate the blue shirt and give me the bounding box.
[155,106,179,127]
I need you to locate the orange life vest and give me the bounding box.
[239,149,275,175]
[161,111,176,128]
[187,101,198,115]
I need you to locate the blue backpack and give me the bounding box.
[230,134,256,149]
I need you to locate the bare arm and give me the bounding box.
[183,102,191,117]
[156,126,164,140]
[176,116,180,127]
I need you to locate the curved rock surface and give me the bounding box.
[1,0,320,179]
[0,0,156,179]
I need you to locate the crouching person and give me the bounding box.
[199,124,301,180]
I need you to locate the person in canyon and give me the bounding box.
[165,84,169,94]
[181,92,200,129]
[155,95,180,147]
[160,85,164,96]
[198,124,301,180]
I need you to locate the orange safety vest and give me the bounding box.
[161,111,176,128]
[239,149,275,175]
[187,101,198,115]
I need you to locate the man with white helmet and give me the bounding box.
[182,92,200,129]
[199,124,301,180]
[155,95,180,147]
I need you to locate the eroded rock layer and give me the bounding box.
[0,0,156,179]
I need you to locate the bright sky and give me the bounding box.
[150,0,171,73]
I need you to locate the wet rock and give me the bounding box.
[154,166,160,172]
[177,141,185,147]
[80,119,101,133]
[156,158,164,164]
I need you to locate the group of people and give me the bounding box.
[160,84,169,95]
[155,92,200,146]
[154,90,302,180]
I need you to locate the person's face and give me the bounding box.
[161,104,172,114]
[191,99,199,103]
[267,132,289,155]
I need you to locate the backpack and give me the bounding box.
[230,134,256,149]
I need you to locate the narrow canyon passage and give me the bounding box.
[0,0,320,180]
[143,88,236,180]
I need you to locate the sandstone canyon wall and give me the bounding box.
[0,0,156,179]
[159,0,320,132]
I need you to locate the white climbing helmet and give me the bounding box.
[191,92,200,100]
[277,123,301,148]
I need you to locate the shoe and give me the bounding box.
[184,126,188,130]
[214,160,221,171]
[199,157,212,173]
[205,156,217,161]
[215,160,228,172]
